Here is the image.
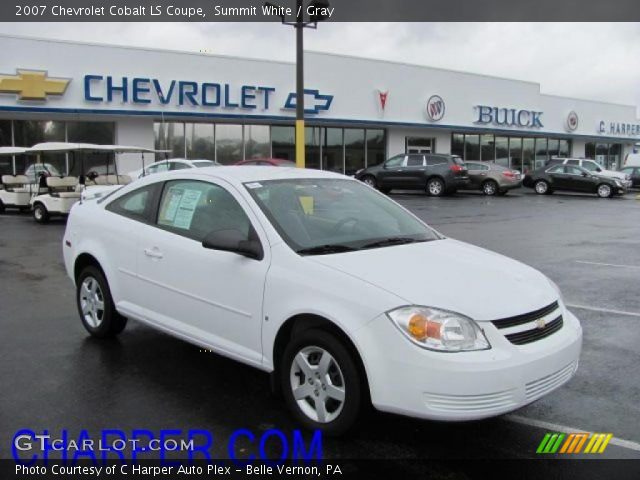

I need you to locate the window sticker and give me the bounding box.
[299,196,314,215]
[160,187,184,223]
[173,189,203,230]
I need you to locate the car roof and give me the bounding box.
[149,166,347,185]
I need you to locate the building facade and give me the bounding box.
[1,34,639,177]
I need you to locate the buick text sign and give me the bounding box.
[475,105,544,129]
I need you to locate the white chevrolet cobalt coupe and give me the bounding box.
[63,167,582,434]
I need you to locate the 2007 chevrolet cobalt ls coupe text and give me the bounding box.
[63,167,582,435]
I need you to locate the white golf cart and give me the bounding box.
[0,146,45,214]
[28,142,160,223]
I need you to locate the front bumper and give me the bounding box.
[356,307,582,421]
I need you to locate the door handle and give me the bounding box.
[144,247,164,259]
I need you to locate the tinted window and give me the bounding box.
[566,166,583,175]
[426,156,447,166]
[566,159,579,166]
[547,165,565,174]
[385,155,404,168]
[106,184,158,221]
[582,161,600,172]
[170,162,191,170]
[406,156,424,167]
[157,180,251,242]
[147,163,169,174]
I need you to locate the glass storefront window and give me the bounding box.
[609,144,621,170]
[509,138,522,171]
[595,143,609,167]
[534,137,548,170]
[344,129,365,176]
[366,129,385,167]
[547,139,560,159]
[585,142,596,159]
[14,120,66,176]
[67,121,116,176]
[271,126,295,161]
[322,128,343,173]
[480,134,495,162]
[186,123,215,160]
[522,138,535,174]
[154,122,185,159]
[244,124,270,159]
[559,139,570,158]
[495,136,509,167]
[215,124,243,165]
[465,134,480,161]
[0,120,12,175]
[451,134,464,158]
[305,127,322,170]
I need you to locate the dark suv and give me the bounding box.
[355,153,469,196]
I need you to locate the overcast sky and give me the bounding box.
[2,22,639,112]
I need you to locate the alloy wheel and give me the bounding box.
[363,176,376,188]
[428,179,443,196]
[483,181,497,195]
[535,181,548,194]
[79,276,105,328]
[289,346,346,423]
[597,184,611,198]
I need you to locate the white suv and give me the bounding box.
[63,167,582,434]
[548,157,632,188]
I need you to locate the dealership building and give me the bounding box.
[1,34,639,177]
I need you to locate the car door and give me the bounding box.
[466,162,489,189]
[376,154,406,188]
[133,177,270,366]
[564,166,593,192]
[544,165,568,189]
[399,154,427,188]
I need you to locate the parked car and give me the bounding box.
[461,161,522,196]
[63,167,581,435]
[355,153,469,196]
[623,153,640,168]
[523,164,626,197]
[235,158,296,167]
[129,158,219,179]
[619,166,640,188]
[546,158,632,189]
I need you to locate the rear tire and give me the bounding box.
[281,328,363,436]
[379,187,391,194]
[426,178,445,197]
[482,180,499,196]
[596,183,612,198]
[361,175,377,189]
[76,266,127,338]
[33,203,49,224]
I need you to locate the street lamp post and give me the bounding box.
[265,0,331,168]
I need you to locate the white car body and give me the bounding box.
[624,153,640,168]
[129,158,219,179]
[63,167,582,423]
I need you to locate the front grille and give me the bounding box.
[491,301,559,329]
[424,389,518,414]
[491,301,564,345]
[505,315,563,345]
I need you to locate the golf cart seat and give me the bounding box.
[94,174,132,186]
[2,175,30,192]
[46,176,81,198]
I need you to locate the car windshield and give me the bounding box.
[192,161,216,168]
[245,178,440,254]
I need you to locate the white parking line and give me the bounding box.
[576,260,640,269]
[506,414,640,453]
[566,304,640,318]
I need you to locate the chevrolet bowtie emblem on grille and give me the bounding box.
[536,318,547,330]
[0,69,70,101]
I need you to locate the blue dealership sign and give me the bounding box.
[475,105,544,129]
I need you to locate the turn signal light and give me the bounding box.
[408,314,442,340]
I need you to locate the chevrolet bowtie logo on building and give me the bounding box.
[537,432,613,454]
[0,69,70,101]
[283,89,333,114]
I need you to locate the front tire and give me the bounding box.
[534,180,552,195]
[76,266,127,338]
[281,329,363,436]
[361,175,377,189]
[597,183,612,198]
[482,180,499,196]
[426,177,445,197]
[33,203,49,224]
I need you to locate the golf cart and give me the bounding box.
[28,142,160,223]
[0,146,45,214]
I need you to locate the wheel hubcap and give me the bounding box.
[535,182,547,194]
[35,208,41,219]
[598,185,610,197]
[364,177,375,187]
[290,346,345,424]
[429,181,442,195]
[484,183,496,194]
[80,276,105,328]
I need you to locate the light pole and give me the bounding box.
[265,0,331,168]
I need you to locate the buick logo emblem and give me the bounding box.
[426,95,445,122]
[566,111,579,131]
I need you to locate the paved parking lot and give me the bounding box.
[1,188,639,467]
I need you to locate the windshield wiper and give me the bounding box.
[360,237,421,249]
[297,244,357,255]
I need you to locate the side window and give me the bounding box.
[582,161,598,172]
[384,155,405,168]
[547,165,564,174]
[566,159,579,166]
[566,166,582,175]
[157,180,251,242]
[406,155,425,167]
[465,162,479,170]
[170,162,191,170]
[147,163,169,174]
[426,155,447,166]
[106,183,158,222]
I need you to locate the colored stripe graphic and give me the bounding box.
[538,432,613,454]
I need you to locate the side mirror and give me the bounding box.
[202,228,263,260]
[581,172,589,177]
[596,167,602,172]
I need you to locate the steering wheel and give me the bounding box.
[331,216,359,235]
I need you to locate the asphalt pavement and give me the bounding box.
[1,188,639,470]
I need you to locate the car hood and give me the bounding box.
[597,170,627,180]
[309,238,557,322]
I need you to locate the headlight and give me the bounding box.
[387,306,490,352]
[614,180,622,187]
